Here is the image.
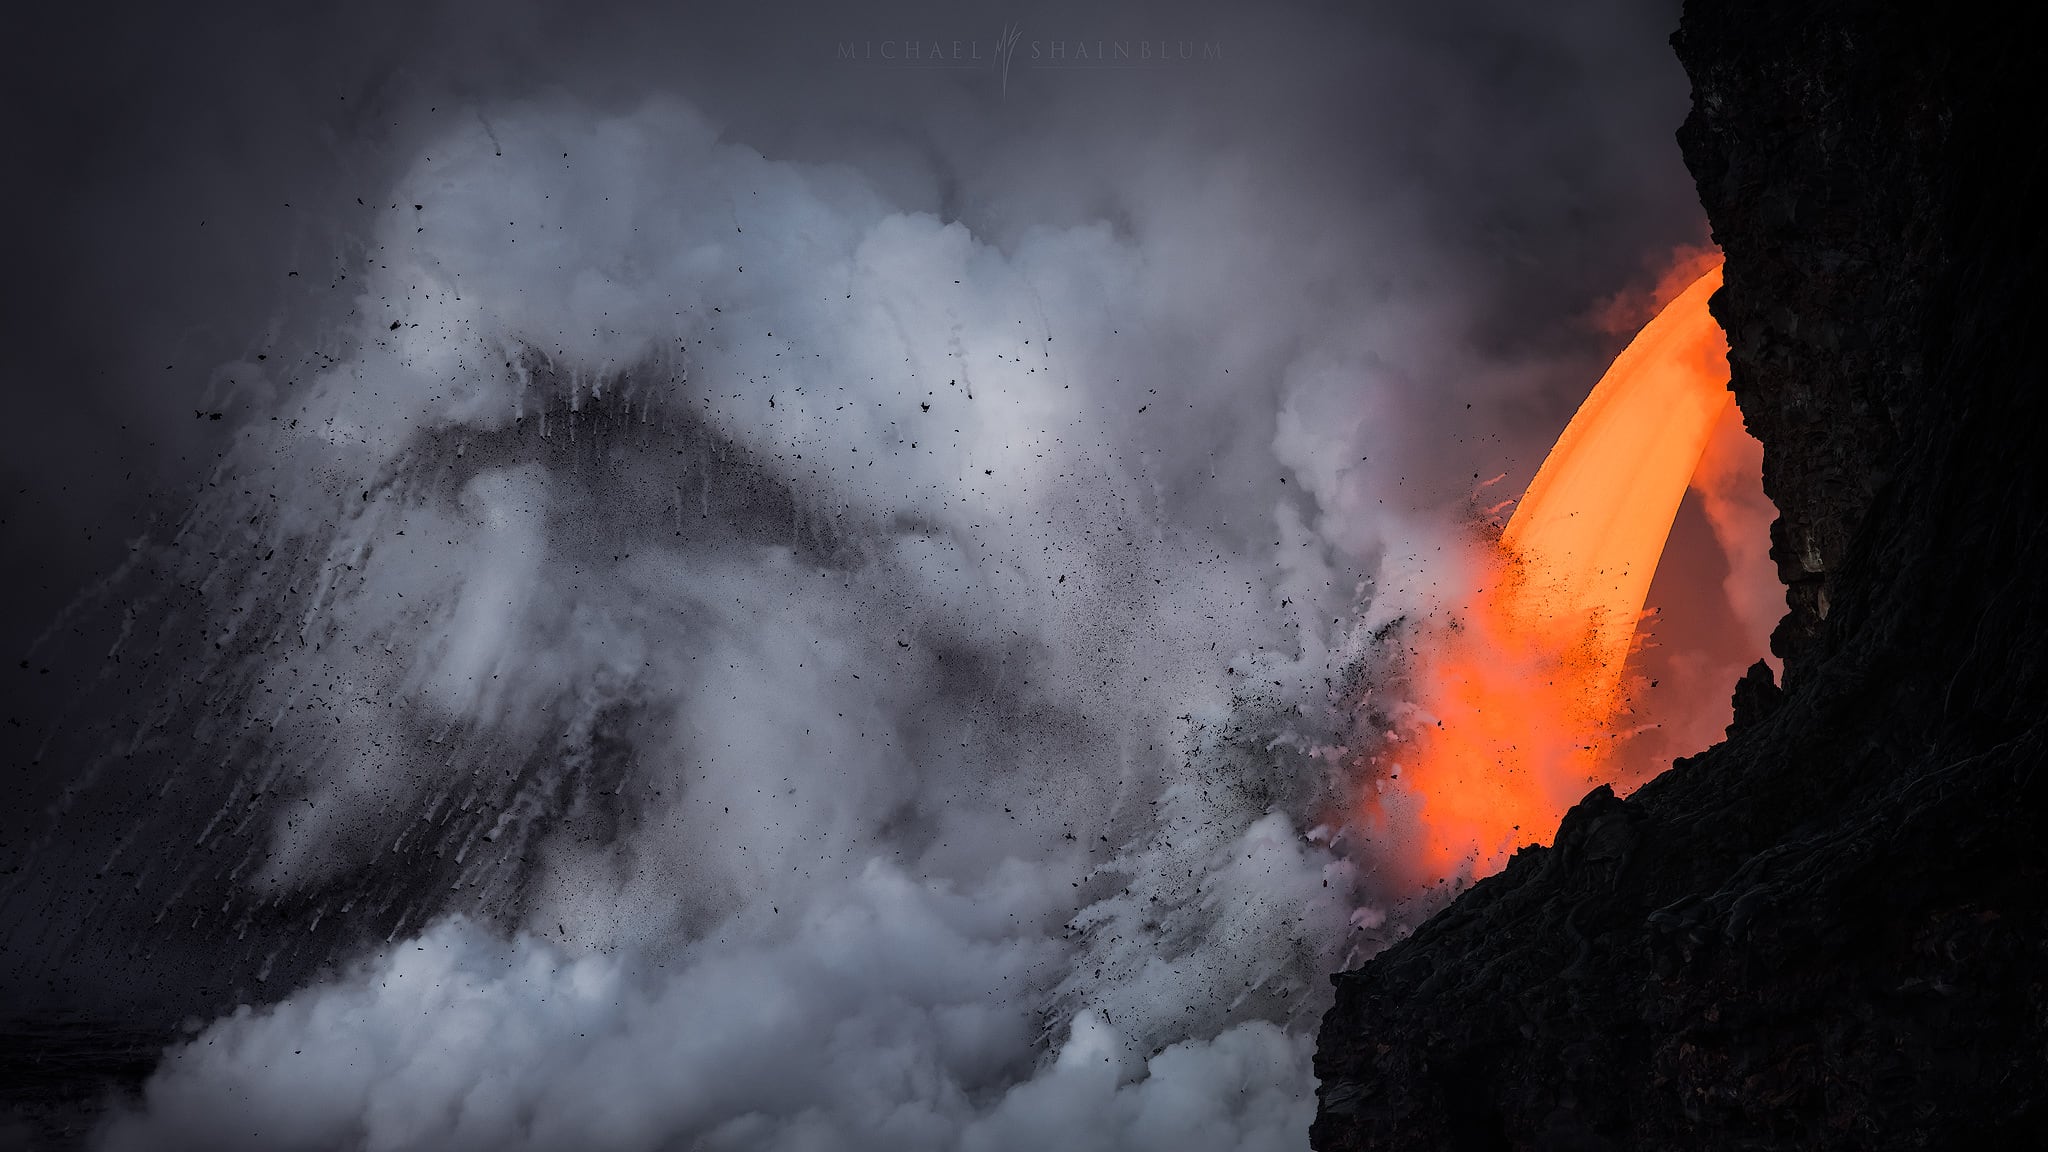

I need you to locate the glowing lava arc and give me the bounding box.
[1372,263,1732,881]
[1500,262,1732,694]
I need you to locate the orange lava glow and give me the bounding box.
[1364,263,1734,881]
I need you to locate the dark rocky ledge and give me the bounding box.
[1313,2,2048,1148]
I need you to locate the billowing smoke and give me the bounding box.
[0,2,1732,1149]
[65,98,1377,1150]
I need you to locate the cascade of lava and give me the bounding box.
[1365,263,1734,882]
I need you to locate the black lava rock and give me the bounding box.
[1313,2,2048,1148]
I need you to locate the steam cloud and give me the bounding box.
[84,96,1373,1151]
[0,3,1724,1149]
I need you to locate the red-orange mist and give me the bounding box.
[1365,263,1734,882]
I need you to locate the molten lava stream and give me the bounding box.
[1370,262,1734,882]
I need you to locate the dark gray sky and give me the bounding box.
[1,4,1712,1147]
[0,0,1696,664]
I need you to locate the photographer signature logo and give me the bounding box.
[994,22,1023,98]
[835,23,1223,100]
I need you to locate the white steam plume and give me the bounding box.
[92,98,1416,1150]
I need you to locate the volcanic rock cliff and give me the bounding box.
[1313,3,2048,1149]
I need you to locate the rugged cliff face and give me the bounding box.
[1313,2,2048,1148]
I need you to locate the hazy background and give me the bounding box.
[0,2,1734,1148]
[0,0,1703,658]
